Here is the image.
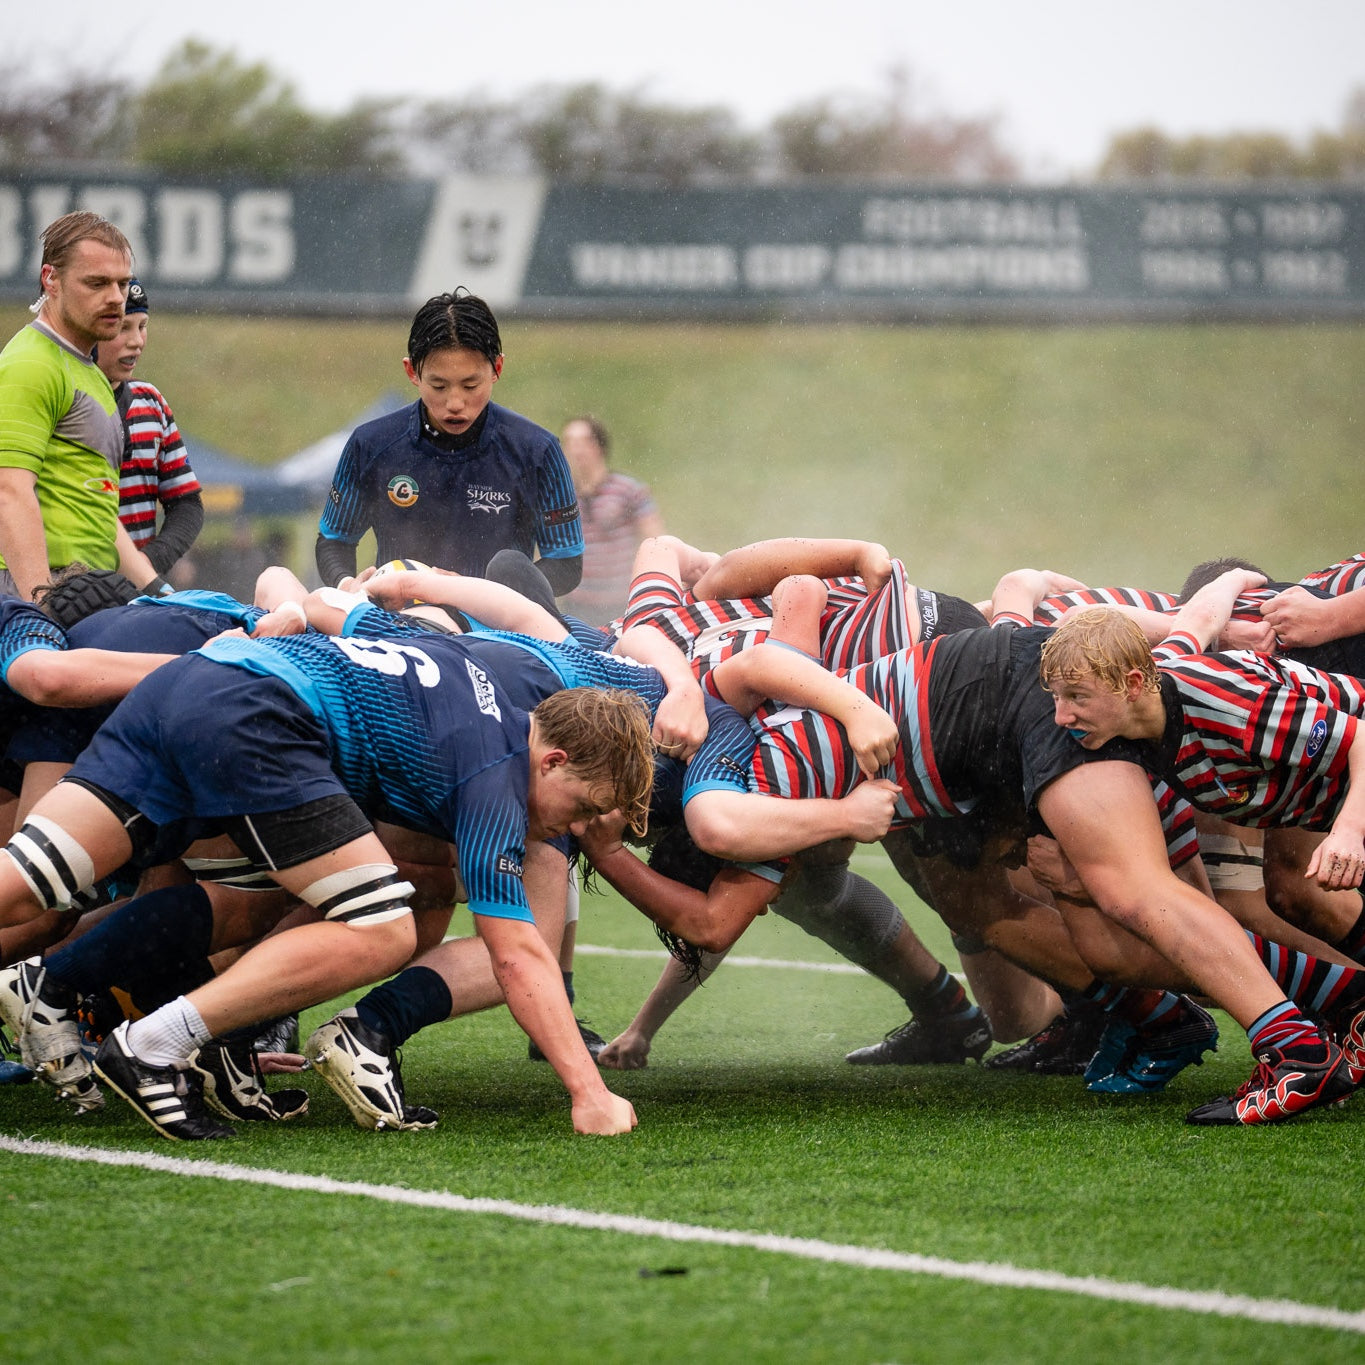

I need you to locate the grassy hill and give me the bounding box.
[5,306,1362,600]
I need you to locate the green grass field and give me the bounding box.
[4,867,1364,1364]
[2,311,1364,1360]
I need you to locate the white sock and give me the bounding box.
[124,997,212,1068]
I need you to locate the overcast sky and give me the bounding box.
[16,0,1365,178]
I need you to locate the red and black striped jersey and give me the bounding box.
[750,634,1198,865]
[1299,553,1365,598]
[117,380,200,546]
[622,560,922,685]
[621,570,774,687]
[749,638,967,827]
[1154,629,1365,827]
[1032,586,1177,626]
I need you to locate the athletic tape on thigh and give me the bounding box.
[299,862,415,925]
[3,814,97,909]
[181,854,276,890]
[1199,830,1265,892]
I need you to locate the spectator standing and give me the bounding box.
[96,278,204,578]
[558,415,664,626]
[0,212,156,600]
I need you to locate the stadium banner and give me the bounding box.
[1,170,1362,320]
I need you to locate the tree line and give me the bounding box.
[3,40,1362,184]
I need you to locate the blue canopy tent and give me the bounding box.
[185,434,318,519]
[271,390,410,495]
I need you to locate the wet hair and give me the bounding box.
[1040,607,1159,697]
[37,212,131,288]
[406,289,502,373]
[565,414,611,458]
[35,564,140,628]
[531,688,654,837]
[1177,556,1267,604]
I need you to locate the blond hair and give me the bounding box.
[532,688,655,836]
[1040,607,1160,696]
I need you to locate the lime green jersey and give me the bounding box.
[0,320,124,572]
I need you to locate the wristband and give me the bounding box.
[146,575,175,597]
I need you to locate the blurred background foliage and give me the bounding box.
[3,40,1363,183]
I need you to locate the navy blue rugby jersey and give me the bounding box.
[317,401,583,575]
[9,591,269,768]
[648,692,755,829]
[68,589,265,655]
[196,630,542,919]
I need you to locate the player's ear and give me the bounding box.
[493,354,504,380]
[402,357,419,385]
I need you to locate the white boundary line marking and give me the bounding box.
[2,1135,1362,1335]
[576,943,865,974]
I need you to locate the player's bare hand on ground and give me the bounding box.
[573,1090,639,1134]
[599,1030,651,1070]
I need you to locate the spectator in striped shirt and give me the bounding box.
[95,279,204,578]
[557,416,664,627]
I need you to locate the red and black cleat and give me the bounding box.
[1185,1033,1354,1126]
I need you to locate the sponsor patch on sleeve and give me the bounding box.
[543,501,580,527]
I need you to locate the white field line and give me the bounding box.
[576,943,865,974]
[2,1136,1362,1336]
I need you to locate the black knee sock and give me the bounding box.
[45,883,215,1009]
[355,965,454,1048]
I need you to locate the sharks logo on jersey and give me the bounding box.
[467,484,511,515]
